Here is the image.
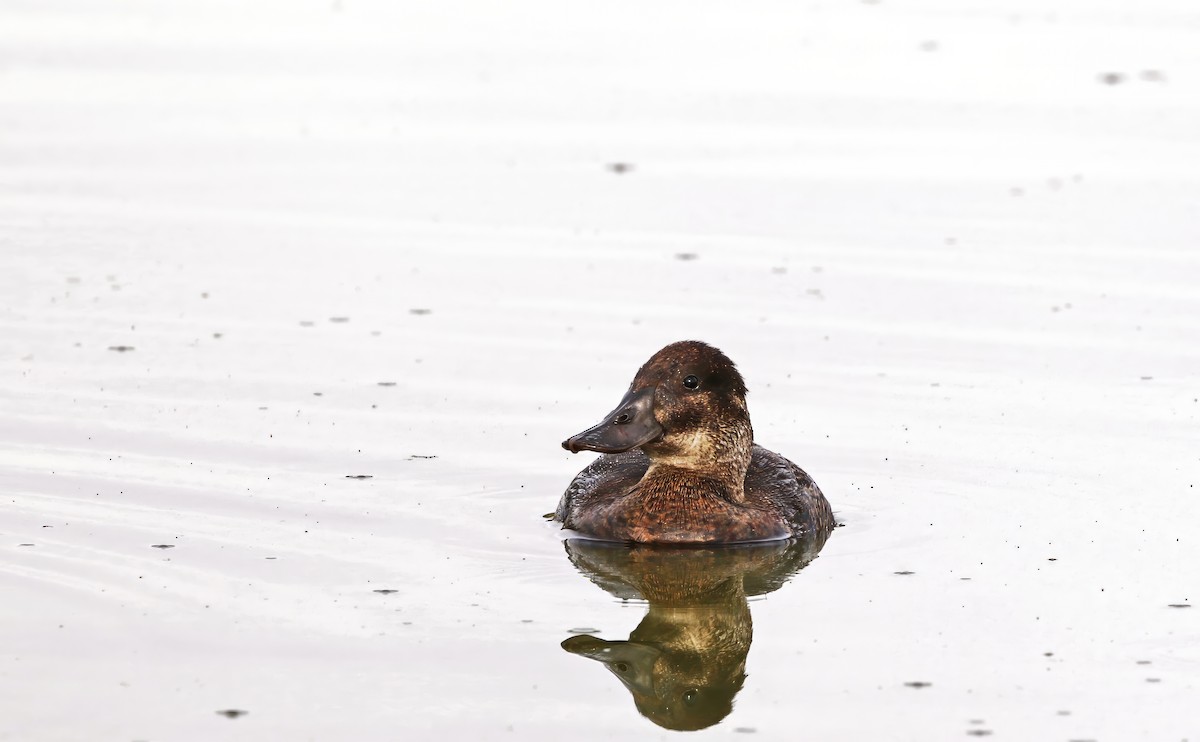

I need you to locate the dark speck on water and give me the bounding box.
[377,381,397,387]
[408,455,437,460]
[373,589,398,595]
[607,162,634,174]
[299,321,315,327]
[675,252,698,261]
[733,728,757,734]
[894,570,915,575]
[151,544,175,549]
[108,345,135,352]
[1167,603,1191,608]
[1099,72,1124,85]
[904,681,932,689]
[329,317,350,323]
[215,710,248,719]
[409,308,432,316]
[966,731,993,737]
[346,474,373,480]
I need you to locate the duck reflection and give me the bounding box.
[560,532,829,731]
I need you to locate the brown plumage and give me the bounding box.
[557,341,834,544]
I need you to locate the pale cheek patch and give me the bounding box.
[654,429,719,468]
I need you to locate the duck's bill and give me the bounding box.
[562,386,663,454]
[560,635,662,694]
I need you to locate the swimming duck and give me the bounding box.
[557,341,834,544]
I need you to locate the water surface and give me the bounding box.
[2,1,1198,740]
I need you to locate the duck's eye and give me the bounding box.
[683,375,700,390]
[682,689,699,706]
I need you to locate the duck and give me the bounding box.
[556,340,834,544]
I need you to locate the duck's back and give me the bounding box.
[745,446,834,538]
[557,445,834,540]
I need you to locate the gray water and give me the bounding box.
[3,1,1199,740]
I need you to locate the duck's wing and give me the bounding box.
[746,445,835,539]
[556,450,649,527]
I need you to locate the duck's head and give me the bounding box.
[561,633,745,731]
[562,341,752,475]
